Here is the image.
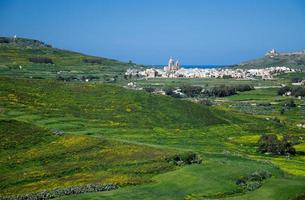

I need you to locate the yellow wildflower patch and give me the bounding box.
[294,143,305,152]
[54,135,92,147]
[7,93,18,102]
[103,175,130,185]
[233,135,260,145]
[271,157,305,177]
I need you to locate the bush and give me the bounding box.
[163,84,253,98]
[235,84,254,92]
[291,193,305,200]
[257,134,296,156]
[278,86,305,97]
[0,37,11,43]
[80,75,100,81]
[180,85,203,97]
[198,98,213,106]
[281,99,296,114]
[1,184,118,200]
[292,86,305,97]
[236,170,271,192]
[144,87,155,93]
[278,86,291,96]
[206,85,236,97]
[57,75,78,82]
[163,87,182,98]
[284,99,296,108]
[29,57,53,64]
[291,77,303,83]
[203,84,254,97]
[167,152,202,166]
[83,58,103,64]
[223,75,233,79]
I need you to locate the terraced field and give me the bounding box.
[0,37,138,82]
[0,120,176,196]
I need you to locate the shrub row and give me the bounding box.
[160,84,254,98]
[83,58,103,64]
[0,37,11,43]
[204,84,254,97]
[278,86,305,97]
[179,85,203,97]
[162,85,204,98]
[0,184,118,200]
[57,75,99,82]
[29,57,54,64]
[166,152,202,166]
[236,170,272,191]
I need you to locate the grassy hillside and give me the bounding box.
[0,36,140,82]
[239,53,305,69]
[59,158,305,200]
[0,120,176,196]
[0,77,226,129]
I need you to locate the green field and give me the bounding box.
[1,77,305,199]
[134,77,283,88]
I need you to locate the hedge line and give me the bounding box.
[0,183,118,200]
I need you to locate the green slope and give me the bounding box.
[0,77,226,129]
[0,36,139,82]
[0,119,176,196]
[0,77,228,197]
[239,53,305,69]
[59,158,305,200]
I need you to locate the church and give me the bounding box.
[164,57,180,72]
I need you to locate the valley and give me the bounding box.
[0,37,305,200]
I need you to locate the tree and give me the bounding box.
[292,87,305,97]
[291,77,303,83]
[279,135,296,155]
[278,86,305,97]
[278,86,291,96]
[180,85,203,97]
[257,134,296,156]
[258,134,279,154]
[284,99,296,108]
[144,87,155,93]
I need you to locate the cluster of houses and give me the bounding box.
[126,58,295,80]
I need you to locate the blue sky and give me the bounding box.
[1,0,305,65]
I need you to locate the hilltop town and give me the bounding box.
[126,56,296,80]
[265,49,305,58]
[240,49,305,69]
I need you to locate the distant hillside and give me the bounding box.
[239,50,305,69]
[0,36,142,82]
